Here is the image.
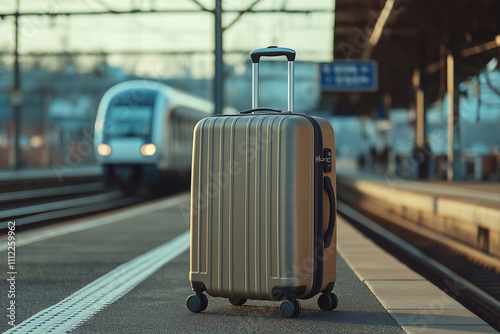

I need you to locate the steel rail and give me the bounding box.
[0,183,104,204]
[0,196,144,230]
[0,191,159,231]
[0,191,123,221]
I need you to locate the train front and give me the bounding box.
[94,83,165,189]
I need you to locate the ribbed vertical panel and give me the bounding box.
[218,118,227,293]
[276,117,282,279]
[268,117,285,280]
[244,116,254,294]
[228,118,236,294]
[207,118,216,288]
[197,118,207,274]
[264,117,280,288]
[191,114,318,299]
[191,120,199,274]
[259,116,271,297]
[253,116,263,297]
[265,117,273,287]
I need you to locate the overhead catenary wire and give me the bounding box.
[90,0,120,13]
[0,7,331,17]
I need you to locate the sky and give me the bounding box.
[0,0,335,78]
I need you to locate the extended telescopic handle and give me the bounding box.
[250,46,295,112]
[250,46,296,63]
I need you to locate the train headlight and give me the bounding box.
[141,143,156,156]
[97,143,112,156]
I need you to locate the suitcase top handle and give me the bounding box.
[250,46,296,63]
[250,46,295,112]
[239,107,285,114]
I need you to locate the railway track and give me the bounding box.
[338,200,500,331]
[0,184,163,231]
[0,182,104,205]
[0,173,102,193]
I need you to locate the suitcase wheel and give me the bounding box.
[280,299,301,318]
[186,293,208,313]
[317,292,338,311]
[229,298,247,306]
[200,294,208,311]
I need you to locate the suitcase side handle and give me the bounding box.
[323,176,336,248]
[250,46,295,113]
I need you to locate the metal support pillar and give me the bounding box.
[413,69,424,147]
[12,0,22,169]
[446,54,454,181]
[446,52,460,181]
[214,0,223,115]
[416,87,424,147]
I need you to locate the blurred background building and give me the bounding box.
[328,0,500,181]
[0,0,499,181]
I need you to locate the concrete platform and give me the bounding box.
[338,219,497,333]
[0,193,496,333]
[337,169,500,258]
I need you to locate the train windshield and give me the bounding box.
[104,89,157,138]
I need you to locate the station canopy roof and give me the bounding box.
[331,0,500,115]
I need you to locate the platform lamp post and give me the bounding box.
[11,0,22,169]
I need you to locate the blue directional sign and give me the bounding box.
[320,60,378,92]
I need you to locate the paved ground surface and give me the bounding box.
[1,193,403,333]
[1,192,494,333]
[73,249,403,333]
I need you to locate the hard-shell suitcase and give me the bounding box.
[187,46,337,318]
